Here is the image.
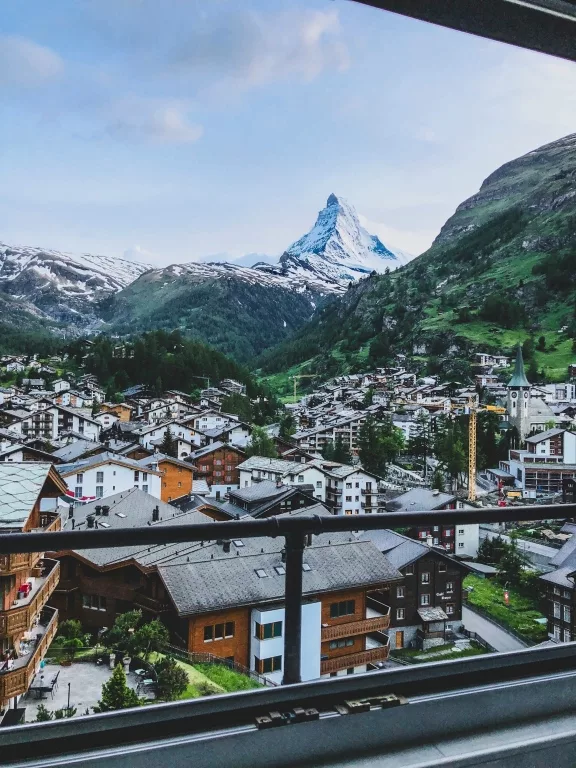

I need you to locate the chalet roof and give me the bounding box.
[159,536,401,616]
[539,564,576,589]
[58,451,162,477]
[52,439,105,462]
[386,488,456,512]
[236,456,304,475]
[525,428,565,444]
[137,453,194,471]
[190,441,244,460]
[62,488,176,531]
[359,528,469,572]
[0,463,67,529]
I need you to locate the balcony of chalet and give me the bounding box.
[0,559,60,637]
[0,606,58,702]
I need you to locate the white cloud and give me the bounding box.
[106,100,203,144]
[123,244,156,263]
[172,9,349,93]
[0,35,64,87]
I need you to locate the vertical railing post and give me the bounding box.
[282,532,305,685]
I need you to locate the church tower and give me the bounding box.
[507,344,531,439]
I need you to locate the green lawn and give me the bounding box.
[464,575,547,643]
[392,642,489,664]
[194,663,261,692]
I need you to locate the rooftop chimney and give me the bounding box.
[68,503,74,519]
[152,506,159,523]
[426,535,433,547]
[281,547,286,563]
[95,505,102,516]
[86,514,95,529]
[276,479,283,488]
[222,539,231,554]
[102,505,110,516]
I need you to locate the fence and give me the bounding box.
[1,502,574,685]
[165,645,276,687]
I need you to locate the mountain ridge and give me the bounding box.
[259,132,576,386]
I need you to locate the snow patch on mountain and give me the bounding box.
[0,241,151,321]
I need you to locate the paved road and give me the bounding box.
[462,606,527,652]
[481,526,557,560]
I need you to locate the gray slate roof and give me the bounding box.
[525,428,565,444]
[63,488,174,531]
[159,536,401,616]
[53,439,105,462]
[386,488,456,512]
[58,451,161,477]
[0,463,54,529]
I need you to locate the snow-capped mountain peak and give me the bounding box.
[272,194,412,287]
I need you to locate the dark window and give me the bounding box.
[329,638,354,649]
[330,600,355,618]
[438,563,447,572]
[255,656,282,674]
[214,623,224,640]
[204,625,213,642]
[255,621,282,639]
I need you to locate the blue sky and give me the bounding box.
[1,0,575,266]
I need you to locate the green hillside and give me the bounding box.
[101,272,319,364]
[259,133,576,384]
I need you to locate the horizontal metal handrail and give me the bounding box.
[1,503,573,554]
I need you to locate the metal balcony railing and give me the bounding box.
[0,503,574,687]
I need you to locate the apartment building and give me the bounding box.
[386,489,479,558]
[500,428,576,498]
[58,451,162,502]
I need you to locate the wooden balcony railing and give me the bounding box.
[0,606,58,704]
[320,642,390,675]
[0,552,41,575]
[321,615,390,641]
[0,559,60,637]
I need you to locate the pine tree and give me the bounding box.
[245,426,277,458]
[431,468,445,492]
[93,664,141,712]
[155,656,189,701]
[322,441,335,460]
[333,434,352,465]
[160,425,177,458]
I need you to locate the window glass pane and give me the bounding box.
[204,626,213,642]
[273,621,282,637]
[214,623,224,640]
[225,621,234,637]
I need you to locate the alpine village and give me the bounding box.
[2,131,576,726]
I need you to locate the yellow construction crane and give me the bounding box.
[465,402,506,502]
[290,374,316,403]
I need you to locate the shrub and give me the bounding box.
[155,656,189,701]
